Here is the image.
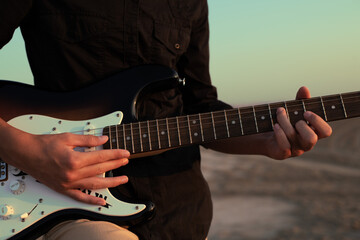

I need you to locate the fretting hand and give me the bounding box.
[264,86,333,159]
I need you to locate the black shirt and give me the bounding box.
[0,1,231,239]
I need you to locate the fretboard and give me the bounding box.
[103,91,360,154]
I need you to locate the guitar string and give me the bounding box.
[104,95,360,134]
[71,96,360,146]
[104,101,360,151]
[69,94,360,138]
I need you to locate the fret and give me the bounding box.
[301,99,307,112]
[239,106,257,135]
[342,92,360,118]
[212,111,228,139]
[147,120,152,151]
[283,101,290,121]
[237,108,244,135]
[322,94,348,121]
[285,100,306,125]
[226,109,242,137]
[198,113,205,142]
[199,112,215,142]
[115,124,119,149]
[339,94,348,118]
[148,120,160,151]
[254,104,273,133]
[267,104,274,129]
[157,118,169,149]
[224,110,230,137]
[177,116,191,145]
[167,117,180,148]
[210,112,217,140]
[176,117,182,146]
[187,116,193,144]
[320,97,328,121]
[156,119,161,149]
[166,118,172,147]
[139,121,151,152]
[252,106,259,133]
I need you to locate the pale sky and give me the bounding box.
[0,0,359,106]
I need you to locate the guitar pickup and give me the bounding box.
[0,160,8,181]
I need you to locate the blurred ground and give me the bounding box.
[202,118,360,240]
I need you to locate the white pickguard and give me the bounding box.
[0,112,147,240]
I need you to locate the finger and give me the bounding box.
[304,111,333,139]
[76,158,129,179]
[296,86,311,100]
[74,149,130,168]
[70,175,129,191]
[66,189,107,205]
[66,134,109,148]
[273,123,292,159]
[294,120,318,151]
[276,108,297,142]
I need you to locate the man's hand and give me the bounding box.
[0,121,129,205]
[265,86,333,159]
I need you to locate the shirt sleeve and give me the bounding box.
[0,0,33,49]
[177,0,232,114]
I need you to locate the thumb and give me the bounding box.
[296,86,311,100]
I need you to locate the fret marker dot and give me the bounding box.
[112,139,116,143]
[143,134,147,138]
[331,105,336,109]
[261,116,265,120]
[192,120,196,124]
[194,132,198,137]
[126,136,131,141]
[232,120,236,124]
[161,131,165,135]
[294,111,299,115]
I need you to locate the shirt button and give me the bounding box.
[174,43,181,49]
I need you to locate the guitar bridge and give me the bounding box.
[0,160,8,182]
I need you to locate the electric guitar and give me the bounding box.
[0,65,359,240]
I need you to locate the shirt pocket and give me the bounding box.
[152,22,191,64]
[37,13,108,43]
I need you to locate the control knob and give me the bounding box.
[9,180,25,195]
[0,204,14,219]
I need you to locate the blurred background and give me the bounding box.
[1,0,359,239]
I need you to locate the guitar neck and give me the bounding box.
[103,91,360,154]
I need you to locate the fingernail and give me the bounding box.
[122,150,130,157]
[120,176,129,184]
[274,123,280,130]
[122,158,129,165]
[99,135,108,141]
[304,111,311,118]
[277,108,284,114]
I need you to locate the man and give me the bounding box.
[0,0,332,239]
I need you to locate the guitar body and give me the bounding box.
[0,65,180,240]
